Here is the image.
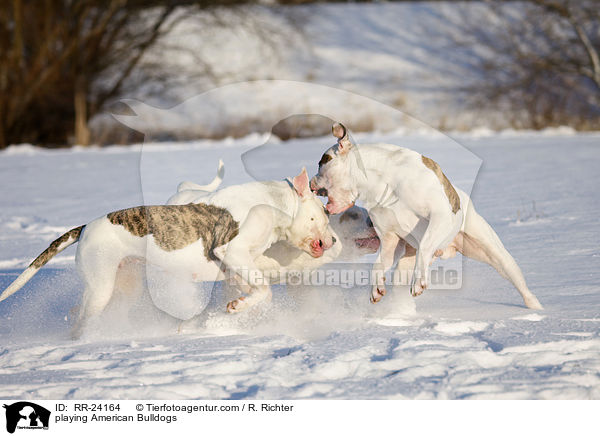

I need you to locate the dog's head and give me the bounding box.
[329,205,380,259]
[310,123,358,215]
[288,167,336,258]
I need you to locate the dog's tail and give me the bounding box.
[0,225,84,303]
[177,159,224,193]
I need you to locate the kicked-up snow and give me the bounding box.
[0,130,599,399]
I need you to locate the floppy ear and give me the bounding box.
[332,122,352,155]
[292,167,311,197]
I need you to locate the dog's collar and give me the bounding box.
[284,178,299,221]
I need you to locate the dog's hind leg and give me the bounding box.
[457,204,543,310]
[393,243,416,287]
[113,256,146,301]
[371,232,401,303]
[71,253,123,338]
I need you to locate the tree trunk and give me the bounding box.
[0,119,6,150]
[12,0,24,70]
[74,74,90,146]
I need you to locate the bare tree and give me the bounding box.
[451,0,600,129]
[90,4,312,144]
[0,0,258,148]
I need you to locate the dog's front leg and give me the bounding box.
[222,246,273,313]
[411,210,456,296]
[226,282,271,313]
[254,254,286,284]
[218,205,285,313]
[371,232,401,303]
[227,270,254,295]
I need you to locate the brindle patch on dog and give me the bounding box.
[31,225,84,268]
[421,155,460,214]
[107,204,239,260]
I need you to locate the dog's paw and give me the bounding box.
[226,297,247,313]
[410,288,423,297]
[410,278,427,297]
[370,286,386,304]
[524,295,544,310]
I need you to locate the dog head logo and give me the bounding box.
[3,402,50,434]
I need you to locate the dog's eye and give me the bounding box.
[311,217,315,221]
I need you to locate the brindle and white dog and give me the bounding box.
[310,123,543,310]
[0,168,335,336]
[168,169,380,283]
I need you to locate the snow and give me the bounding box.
[94,2,533,138]
[1,130,600,399]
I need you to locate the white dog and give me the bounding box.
[310,123,543,310]
[168,164,380,284]
[0,168,335,336]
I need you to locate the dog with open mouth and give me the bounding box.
[0,168,336,337]
[168,164,380,283]
[310,122,543,310]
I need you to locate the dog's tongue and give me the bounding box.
[355,236,380,252]
[327,200,354,215]
[310,239,324,257]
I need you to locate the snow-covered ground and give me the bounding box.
[1,130,599,399]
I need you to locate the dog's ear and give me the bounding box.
[332,122,352,155]
[332,122,346,140]
[292,167,311,197]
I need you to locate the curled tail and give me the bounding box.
[0,225,84,303]
[177,159,224,193]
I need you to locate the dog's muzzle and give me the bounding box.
[310,177,327,196]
